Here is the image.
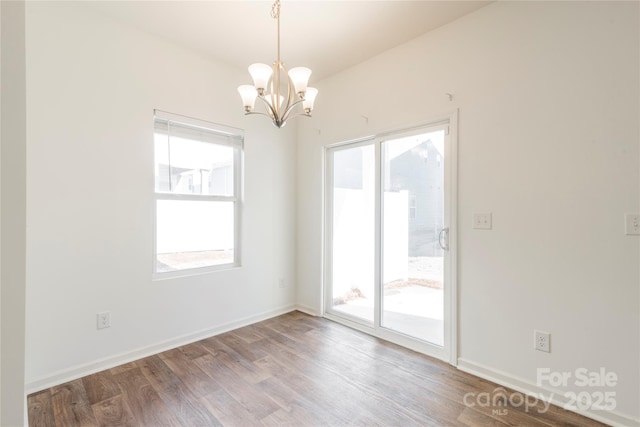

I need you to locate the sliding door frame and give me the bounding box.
[323,136,376,327]
[323,110,458,365]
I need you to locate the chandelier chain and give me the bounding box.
[270,0,280,19]
[272,0,281,64]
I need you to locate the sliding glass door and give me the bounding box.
[381,129,446,346]
[325,119,456,361]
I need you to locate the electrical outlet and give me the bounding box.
[278,278,286,289]
[97,312,111,330]
[625,213,640,235]
[534,330,550,353]
[473,213,492,230]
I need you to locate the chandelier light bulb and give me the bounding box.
[288,67,312,97]
[248,63,273,94]
[237,85,258,112]
[303,87,318,113]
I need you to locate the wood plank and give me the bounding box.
[50,379,98,427]
[157,383,224,427]
[27,389,55,427]
[82,370,121,405]
[200,336,272,384]
[109,362,137,376]
[253,374,343,425]
[91,395,137,427]
[215,331,269,362]
[199,387,263,426]
[159,345,222,398]
[194,353,281,420]
[229,326,266,344]
[112,367,181,426]
[252,355,357,425]
[135,355,182,392]
[162,341,209,361]
[260,407,318,427]
[456,406,511,426]
[136,354,222,426]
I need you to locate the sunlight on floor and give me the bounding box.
[333,284,444,346]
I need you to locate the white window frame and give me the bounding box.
[153,110,243,279]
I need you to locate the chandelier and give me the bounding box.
[237,0,318,128]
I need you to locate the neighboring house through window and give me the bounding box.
[153,110,243,276]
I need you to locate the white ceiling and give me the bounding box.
[83,1,491,82]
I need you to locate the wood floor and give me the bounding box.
[28,311,605,426]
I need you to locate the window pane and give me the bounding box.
[154,133,235,196]
[154,131,170,192]
[330,144,376,324]
[156,200,234,272]
[382,130,445,346]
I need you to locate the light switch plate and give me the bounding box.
[625,213,640,235]
[473,213,492,230]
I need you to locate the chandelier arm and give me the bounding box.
[280,98,305,123]
[274,63,283,119]
[284,111,313,120]
[255,93,279,120]
[250,96,288,128]
[245,110,286,128]
[245,110,285,127]
[244,111,274,119]
[285,69,295,112]
[277,69,297,123]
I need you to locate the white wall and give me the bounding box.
[1,1,27,425]
[24,2,297,390]
[297,1,639,424]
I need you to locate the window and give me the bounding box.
[409,195,417,220]
[153,110,243,276]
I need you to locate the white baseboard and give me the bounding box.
[25,304,297,395]
[294,303,320,317]
[457,358,640,427]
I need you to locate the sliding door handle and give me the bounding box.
[438,227,449,251]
